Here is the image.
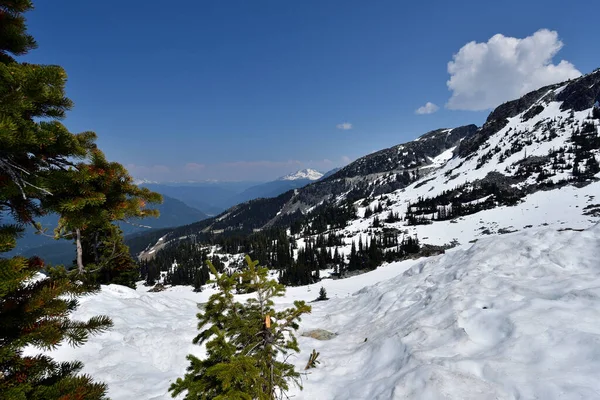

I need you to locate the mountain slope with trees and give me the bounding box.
[136,69,600,288]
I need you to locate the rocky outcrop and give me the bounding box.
[459,69,600,158]
[327,124,478,180]
[301,329,338,341]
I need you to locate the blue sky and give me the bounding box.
[22,0,598,181]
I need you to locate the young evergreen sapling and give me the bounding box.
[170,255,311,399]
[316,286,328,301]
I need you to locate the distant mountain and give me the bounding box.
[278,168,323,181]
[136,172,327,213]
[222,169,324,208]
[9,194,207,265]
[141,181,263,216]
[137,195,207,231]
[133,178,159,185]
[319,167,341,180]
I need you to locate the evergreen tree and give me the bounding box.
[593,103,600,120]
[587,156,600,175]
[170,256,311,399]
[366,236,383,270]
[0,2,159,397]
[316,286,328,301]
[0,262,113,399]
[348,241,358,271]
[0,0,37,63]
[43,149,161,286]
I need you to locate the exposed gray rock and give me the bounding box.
[301,329,338,341]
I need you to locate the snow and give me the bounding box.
[425,146,456,168]
[280,168,324,181]
[43,223,600,399]
[133,178,159,185]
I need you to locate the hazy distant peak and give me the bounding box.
[133,178,159,185]
[278,168,323,181]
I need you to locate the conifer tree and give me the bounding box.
[43,148,161,287]
[593,103,600,119]
[316,286,328,301]
[170,255,311,399]
[0,1,37,63]
[0,261,113,400]
[0,1,159,397]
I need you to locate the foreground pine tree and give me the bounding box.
[170,256,311,399]
[0,261,113,400]
[1,1,159,397]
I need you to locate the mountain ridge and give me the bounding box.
[136,68,600,267]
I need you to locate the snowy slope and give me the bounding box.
[46,223,600,399]
[292,224,600,399]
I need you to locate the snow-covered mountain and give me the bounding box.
[135,68,599,257]
[279,168,323,181]
[133,178,159,185]
[219,169,325,209]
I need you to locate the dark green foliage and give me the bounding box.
[345,233,418,273]
[170,256,311,399]
[140,240,211,288]
[0,260,112,400]
[295,200,357,236]
[147,225,387,288]
[570,121,600,180]
[586,156,600,176]
[316,286,328,301]
[0,2,113,396]
[593,104,600,120]
[0,1,37,63]
[385,211,400,223]
[372,216,381,228]
[405,174,523,225]
[41,148,161,278]
[0,2,160,397]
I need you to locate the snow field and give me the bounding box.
[290,223,600,399]
[43,223,600,399]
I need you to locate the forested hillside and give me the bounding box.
[136,70,600,288]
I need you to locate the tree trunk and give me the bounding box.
[76,228,84,273]
[93,231,100,265]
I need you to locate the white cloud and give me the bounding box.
[415,102,440,115]
[336,122,352,130]
[446,29,581,111]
